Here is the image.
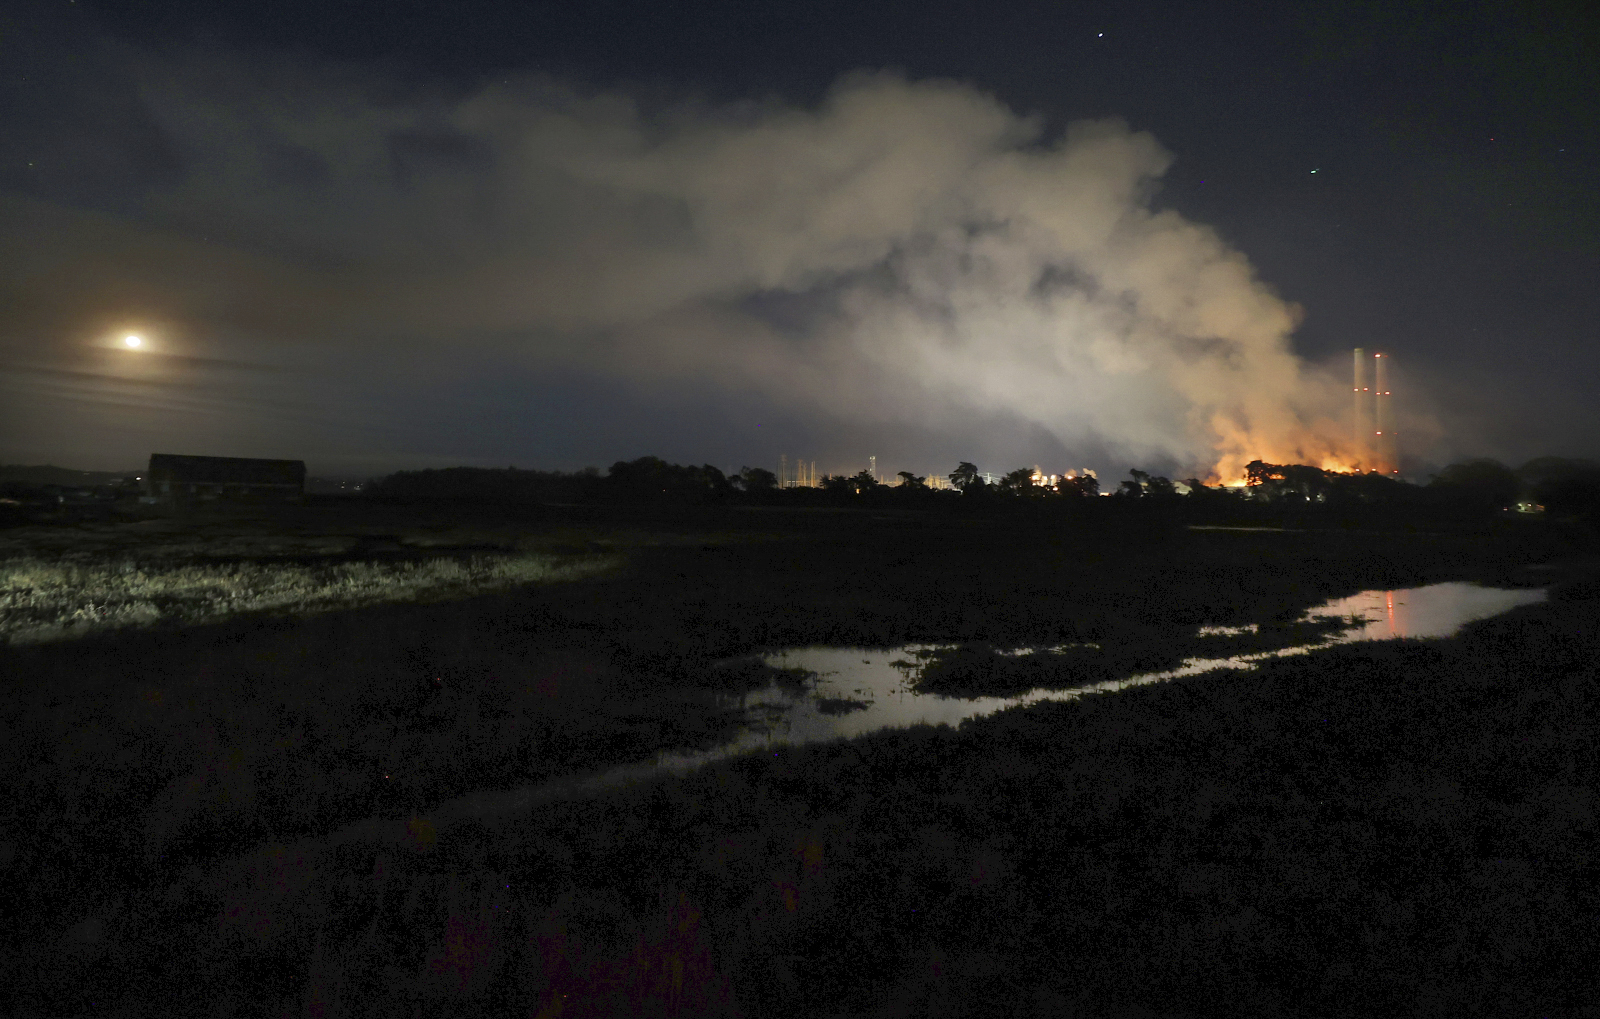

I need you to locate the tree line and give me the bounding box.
[360,455,1600,525]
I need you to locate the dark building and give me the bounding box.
[146,454,306,504]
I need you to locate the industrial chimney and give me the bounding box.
[1373,352,1397,474]
[1353,347,1369,465]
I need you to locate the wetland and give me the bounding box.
[1,498,1596,1017]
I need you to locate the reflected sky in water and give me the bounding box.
[384,581,1545,836]
[1313,584,1543,642]
[652,582,1546,769]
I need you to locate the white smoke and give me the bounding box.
[9,55,1365,478]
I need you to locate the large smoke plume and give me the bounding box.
[6,49,1372,479]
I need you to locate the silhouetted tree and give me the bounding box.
[896,471,928,490]
[1283,465,1330,502]
[949,462,983,494]
[1522,458,1600,524]
[738,466,778,493]
[1244,460,1331,503]
[1325,470,1410,505]
[821,474,855,495]
[999,468,1037,495]
[605,457,731,503]
[1144,474,1178,499]
[1123,468,1177,499]
[365,466,600,503]
[1056,474,1098,498]
[1429,459,1521,514]
[850,470,881,494]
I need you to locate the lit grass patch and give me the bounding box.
[0,552,619,644]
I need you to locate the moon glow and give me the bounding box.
[124,334,143,348]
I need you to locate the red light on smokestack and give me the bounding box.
[1354,348,1399,474]
[1374,352,1396,474]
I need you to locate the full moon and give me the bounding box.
[124,334,142,348]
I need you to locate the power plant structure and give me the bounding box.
[778,455,818,488]
[1352,348,1398,474]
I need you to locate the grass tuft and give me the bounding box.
[0,552,618,644]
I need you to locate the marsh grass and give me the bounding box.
[0,506,1587,1016]
[906,616,1359,698]
[25,589,1596,1018]
[814,696,872,715]
[910,639,1188,697]
[704,656,818,693]
[0,551,619,644]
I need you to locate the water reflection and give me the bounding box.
[1312,584,1542,641]
[369,582,1542,837]
[658,582,1543,772]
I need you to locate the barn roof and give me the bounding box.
[148,454,306,486]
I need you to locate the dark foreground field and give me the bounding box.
[2,503,1596,1016]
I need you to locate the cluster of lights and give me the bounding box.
[1029,468,1093,487]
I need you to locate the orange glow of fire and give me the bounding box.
[1206,415,1376,486]
[1316,455,1363,475]
[1212,454,1371,486]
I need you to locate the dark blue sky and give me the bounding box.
[1,0,1595,479]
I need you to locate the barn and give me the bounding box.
[146,454,306,504]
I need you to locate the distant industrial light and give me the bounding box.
[124,334,142,348]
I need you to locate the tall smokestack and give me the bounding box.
[1374,352,1396,473]
[1353,347,1369,464]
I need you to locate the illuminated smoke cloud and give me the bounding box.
[19,55,1373,478]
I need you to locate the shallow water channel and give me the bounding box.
[661,581,1546,766]
[338,581,1544,843]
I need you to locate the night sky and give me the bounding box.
[2,0,1595,480]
